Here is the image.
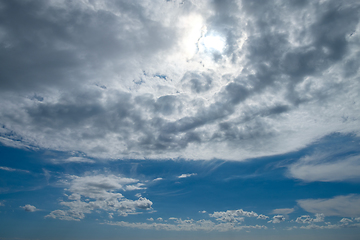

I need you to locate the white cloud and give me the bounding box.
[297,194,360,217]
[107,219,267,232]
[153,178,163,182]
[178,173,197,179]
[271,208,295,215]
[295,213,324,224]
[209,209,261,223]
[257,214,269,220]
[288,153,360,182]
[340,218,352,223]
[50,157,95,164]
[45,174,152,221]
[0,0,359,162]
[299,222,360,230]
[0,166,30,174]
[268,215,285,224]
[21,204,38,212]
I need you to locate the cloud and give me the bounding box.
[45,174,152,221]
[0,0,359,162]
[0,166,30,174]
[288,153,360,182]
[50,157,95,164]
[257,214,269,220]
[177,173,197,179]
[271,208,295,216]
[21,204,38,212]
[268,215,285,224]
[209,209,263,223]
[153,178,163,182]
[297,194,360,217]
[299,222,360,230]
[107,219,267,232]
[295,213,325,224]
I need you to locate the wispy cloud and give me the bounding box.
[0,166,30,174]
[297,194,360,217]
[178,173,197,179]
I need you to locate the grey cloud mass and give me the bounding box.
[0,0,359,161]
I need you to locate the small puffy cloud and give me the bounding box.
[297,194,360,217]
[199,210,207,214]
[340,218,353,224]
[45,209,83,221]
[21,204,38,212]
[296,213,324,224]
[153,178,163,182]
[209,209,259,223]
[257,214,269,220]
[147,218,154,221]
[268,215,285,224]
[125,183,146,191]
[178,173,197,179]
[157,217,163,222]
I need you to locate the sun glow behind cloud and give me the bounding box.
[199,31,226,53]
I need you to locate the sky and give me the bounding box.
[0,0,360,239]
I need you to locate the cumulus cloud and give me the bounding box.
[0,0,359,161]
[21,204,38,212]
[297,194,360,217]
[268,215,285,224]
[209,209,263,223]
[295,213,325,224]
[45,174,152,221]
[257,214,269,220]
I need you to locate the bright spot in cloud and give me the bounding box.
[200,34,226,52]
[181,14,203,57]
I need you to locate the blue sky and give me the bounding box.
[1,0,360,239]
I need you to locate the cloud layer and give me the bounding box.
[0,0,359,161]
